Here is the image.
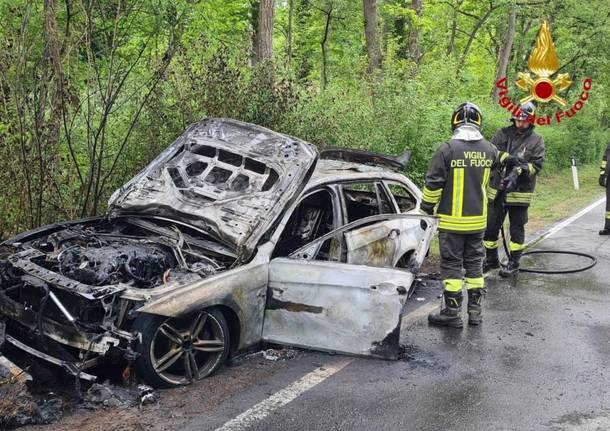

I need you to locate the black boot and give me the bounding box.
[467,289,485,325]
[483,247,500,272]
[599,229,610,235]
[428,291,463,328]
[499,250,522,277]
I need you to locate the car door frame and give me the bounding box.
[288,213,438,272]
[269,185,344,260]
[381,180,421,215]
[336,179,397,225]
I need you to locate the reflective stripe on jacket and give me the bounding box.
[488,125,545,207]
[422,138,498,233]
[600,142,610,186]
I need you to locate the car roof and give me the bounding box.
[309,159,411,187]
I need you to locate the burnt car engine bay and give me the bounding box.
[0,217,235,377]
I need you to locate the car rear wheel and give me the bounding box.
[132,308,230,388]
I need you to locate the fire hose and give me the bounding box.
[495,162,597,275]
[499,212,597,275]
[499,225,597,274]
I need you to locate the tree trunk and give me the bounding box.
[256,0,274,63]
[363,0,381,74]
[250,1,260,66]
[457,2,496,71]
[320,5,333,89]
[287,0,293,68]
[407,0,422,63]
[40,0,64,225]
[446,0,460,56]
[43,0,63,141]
[513,18,533,72]
[93,1,194,212]
[491,5,516,101]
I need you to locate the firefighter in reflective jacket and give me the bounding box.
[598,141,610,235]
[483,102,545,277]
[421,102,498,328]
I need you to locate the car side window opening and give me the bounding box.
[342,182,395,223]
[273,189,335,259]
[387,183,417,213]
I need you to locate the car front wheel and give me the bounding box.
[132,307,230,388]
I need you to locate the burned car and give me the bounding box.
[0,119,437,387]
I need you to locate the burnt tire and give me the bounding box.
[132,308,230,388]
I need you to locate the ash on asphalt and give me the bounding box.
[397,344,444,370]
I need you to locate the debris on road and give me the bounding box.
[138,384,159,406]
[262,348,301,362]
[0,364,62,428]
[397,344,444,370]
[233,347,303,365]
[84,382,159,409]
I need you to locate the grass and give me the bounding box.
[526,164,604,235]
[425,164,604,259]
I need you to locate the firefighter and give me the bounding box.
[483,102,545,277]
[421,102,498,328]
[599,141,610,235]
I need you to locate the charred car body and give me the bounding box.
[0,119,437,387]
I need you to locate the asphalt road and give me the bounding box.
[185,201,610,431]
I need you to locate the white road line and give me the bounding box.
[214,358,352,431]
[527,197,605,246]
[402,302,438,327]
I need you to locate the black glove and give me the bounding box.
[504,169,520,193]
[600,175,607,187]
[505,155,520,170]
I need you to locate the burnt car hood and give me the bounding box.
[108,119,318,258]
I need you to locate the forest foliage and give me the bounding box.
[0,0,608,237]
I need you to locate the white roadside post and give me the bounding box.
[571,156,580,190]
